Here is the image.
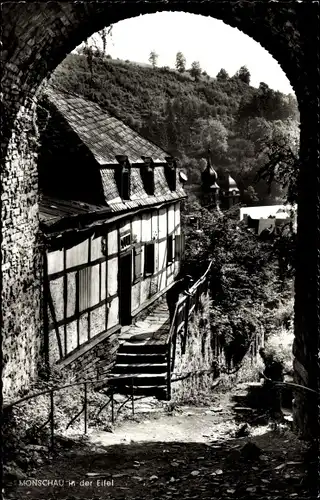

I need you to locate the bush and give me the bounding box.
[3,366,110,463]
[263,327,294,376]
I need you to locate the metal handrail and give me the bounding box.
[165,259,213,346]
[3,374,118,411]
[164,260,214,398]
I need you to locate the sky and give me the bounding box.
[76,11,294,95]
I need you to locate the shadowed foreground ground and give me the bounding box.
[4,404,317,500]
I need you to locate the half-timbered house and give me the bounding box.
[38,89,186,378]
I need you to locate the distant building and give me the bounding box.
[38,89,186,375]
[200,155,240,210]
[218,173,241,210]
[240,204,297,236]
[201,156,220,210]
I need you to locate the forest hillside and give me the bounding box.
[48,51,300,206]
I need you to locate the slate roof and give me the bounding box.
[44,88,168,164]
[43,88,186,213]
[39,196,111,229]
[100,166,185,212]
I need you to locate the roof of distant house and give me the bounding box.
[44,88,168,165]
[240,204,297,221]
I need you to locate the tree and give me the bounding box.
[181,201,293,369]
[190,61,202,81]
[216,68,229,81]
[235,65,251,85]
[259,81,270,94]
[191,118,229,162]
[97,25,113,57]
[175,51,186,73]
[255,119,300,204]
[149,50,158,68]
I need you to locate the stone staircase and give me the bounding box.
[97,301,171,401]
[232,379,293,422]
[107,341,169,400]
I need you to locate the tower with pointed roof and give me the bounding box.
[201,151,220,211]
[225,174,240,208]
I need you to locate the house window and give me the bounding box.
[134,246,142,282]
[167,235,173,265]
[144,242,155,276]
[78,267,92,312]
[175,233,185,261]
[141,159,155,196]
[120,231,131,251]
[116,156,131,200]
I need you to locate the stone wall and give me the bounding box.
[1,101,43,399]
[64,330,120,382]
[171,294,223,401]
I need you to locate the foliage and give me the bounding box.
[263,327,294,376]
[176,51,186,73]
[190,118,229,162]
[189,61,202,81]
[234,65,251,85]
[181,201,294,368]
[149,50,159,68]
[3,366,110,462]
[216,68,229,81]
[255,121,300,204]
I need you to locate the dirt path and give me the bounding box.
[4,388,314,500]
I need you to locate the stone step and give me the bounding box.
[112,363,167,374]
[116,353,167,364]
[233,392,249,401]
[245,382,264,389]
[233,406,255,413]
[108,373,167,386]
[118,342,167,354]
[95,381,167,398]
[109,385,168,399]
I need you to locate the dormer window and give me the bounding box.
[141,156,155,196]
[116,155,131,200]
[165,157,177,191]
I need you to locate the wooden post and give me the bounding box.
[43,249,50,377]
[111,387,114,424]
[50,390,54,451]
[171,315,177,372]
[184,297,190,335]
[84,382,88,434]
[131,378,135,416]
[167,343,171,400]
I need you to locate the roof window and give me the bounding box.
[141,156,155,196]
[165,157,177,192]
[115,155,131,200]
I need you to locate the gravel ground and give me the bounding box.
[4,386,317,500]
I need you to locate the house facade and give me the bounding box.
[39,89,186,377]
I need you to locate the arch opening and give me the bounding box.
[1,4,318,440]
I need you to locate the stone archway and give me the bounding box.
[1,2,318,439]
